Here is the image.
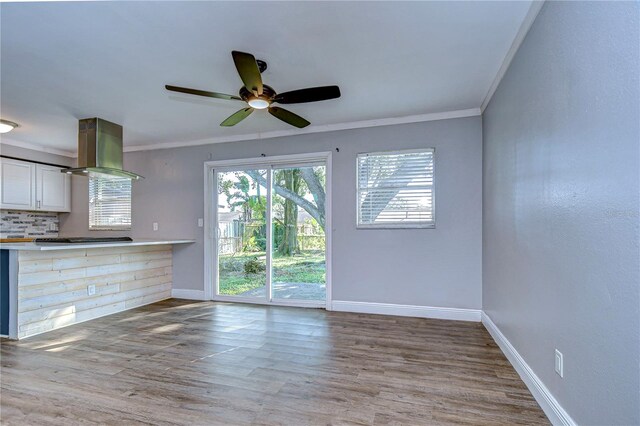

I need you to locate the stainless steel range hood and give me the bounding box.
[61,118,143,180]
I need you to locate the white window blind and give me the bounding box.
[89,176,132,230]
[357,149,434,228]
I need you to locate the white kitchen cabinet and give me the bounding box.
[0,158,71,212]
[36,164,71,212]
[0,158,36,210]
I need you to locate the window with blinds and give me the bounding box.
[89,176,132,230]
[357,149,434,228]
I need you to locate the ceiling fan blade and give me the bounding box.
[273,86,341,104]
[232,51,263,96]
[268,107,310,128]
[165,85,241,101]
[220,107,254,127]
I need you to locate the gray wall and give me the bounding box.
[61,117,483,309]
[483,2,639,425]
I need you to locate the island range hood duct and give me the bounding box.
[61,118,143,180]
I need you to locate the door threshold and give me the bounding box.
[212,295,325,309]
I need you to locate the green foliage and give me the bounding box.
[218,167,327,257]
[218,251,325,296]
[241,222,266,252]
[271,221,284,251]
[274,169,302,256]
[243,258,266,274]
[220,172,267,217]
[298,235,325,250]
[219,171,269,252]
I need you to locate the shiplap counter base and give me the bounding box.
[15,244,176,339]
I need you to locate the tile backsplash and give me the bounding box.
[0,210,59,239]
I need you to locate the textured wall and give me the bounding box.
[483,2,639,425]
[62,117,483,310]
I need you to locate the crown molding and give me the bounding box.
[123,107,481,153]
[480,1,545,113]
[0,108,481,157]
[0,137,76,158]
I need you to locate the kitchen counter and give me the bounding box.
[0,239,195,251]
[1,239,195,339]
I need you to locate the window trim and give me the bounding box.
[356,148,435,230]
[88,176,132,231]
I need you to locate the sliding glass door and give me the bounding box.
[216,169,268,299]
[271,165,326,303]
[211,159,327,307]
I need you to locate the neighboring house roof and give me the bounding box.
[218,211,243,223]
[218,207,315,225]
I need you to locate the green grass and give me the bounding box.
[219,250,325,296]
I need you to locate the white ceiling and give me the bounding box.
[0,1,532,153]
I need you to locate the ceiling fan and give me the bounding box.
[165,51,341,129]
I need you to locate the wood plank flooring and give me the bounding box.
[1,299,548,425]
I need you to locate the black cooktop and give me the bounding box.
[34,237,133,244]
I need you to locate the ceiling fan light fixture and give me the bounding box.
[165,51,341,128]
[0,119,19,134]
[247,97,270,110]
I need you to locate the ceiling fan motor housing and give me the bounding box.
[256,59,267,73]
[240,84,275,104]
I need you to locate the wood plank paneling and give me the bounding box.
[16,245,172,338]
[18,267,171,300]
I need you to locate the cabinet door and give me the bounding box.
[36,165,71,212]
[0,158,36,210]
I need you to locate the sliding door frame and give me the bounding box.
[203,152,332,309]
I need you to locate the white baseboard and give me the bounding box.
[481,312,576,426]
[331,301,481,322]
[171,289,207,300]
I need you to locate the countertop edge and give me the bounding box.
[0,240,196,251]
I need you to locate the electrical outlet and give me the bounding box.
[153,222,159,231]
[49,223,58,232]
[87,284,96,296]
[198,218,204,227]
[555,349,564,378]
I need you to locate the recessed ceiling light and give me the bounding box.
[0,119,19,134]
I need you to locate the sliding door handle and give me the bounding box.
[209,226,219,240]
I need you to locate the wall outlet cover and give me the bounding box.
[555,349,564,378]
[87,284,96,296]
[153,222,159,231]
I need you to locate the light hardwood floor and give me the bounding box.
[1,299,548,425]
